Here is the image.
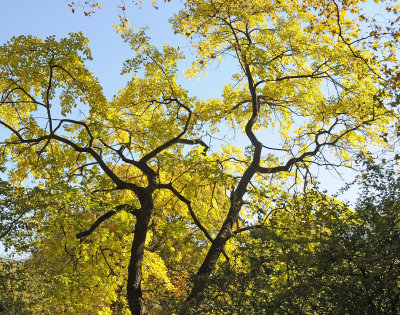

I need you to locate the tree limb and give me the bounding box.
[76,204,140,239]
[231,224,263,235]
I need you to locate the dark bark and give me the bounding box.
[76,210,116,239]
[186,46,262,302]
[127,192,154,315]
[186,193,251,303]
[185,22,266,304]
[0,48,209,314]
[191,160,261,283]
[195,201,241,277]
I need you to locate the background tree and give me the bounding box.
[175,158,400,314]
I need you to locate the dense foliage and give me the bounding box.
[176,160,400,314]
[2,160,400,314]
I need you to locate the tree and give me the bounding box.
[0,180,38,245]
[171,0,399,302]
[0,258,31,314]
[0,31,215,314]
[0,0,399,313]
[0,181,51,314]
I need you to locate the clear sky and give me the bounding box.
[0,1,181,99]
[0,0,234,100]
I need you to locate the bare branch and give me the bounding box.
[0,121,139,192]
[332,0,382,79]
[76,210,117,239]
[176,138,209,155]
[139,99,195,163]
[258,123,362,174]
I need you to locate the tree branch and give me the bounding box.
[158,183,230,263]
[231,224,263,235]
[0,120,139,192]
[258,122,362,174]
[139,99,198,163]
[76,204,141,239]
[158,183,213,243]
[76,210,117,239]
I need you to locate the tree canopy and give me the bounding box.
[1,0,400,314]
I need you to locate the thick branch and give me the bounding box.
[53,118,95,147]
[99,138,156,178]
[258,144,321,174]
[46,59,55,133]
[76,210,116,239]
[158,183,231,263]
[76,204,141,239]
[0,120,139,192]
[176,138,209,155]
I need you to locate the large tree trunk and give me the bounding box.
[127,194,153,315]
[186,200,242,302]
[197,204,240,276]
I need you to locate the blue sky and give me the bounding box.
[0,1,181,99]
[0,0,234,100]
